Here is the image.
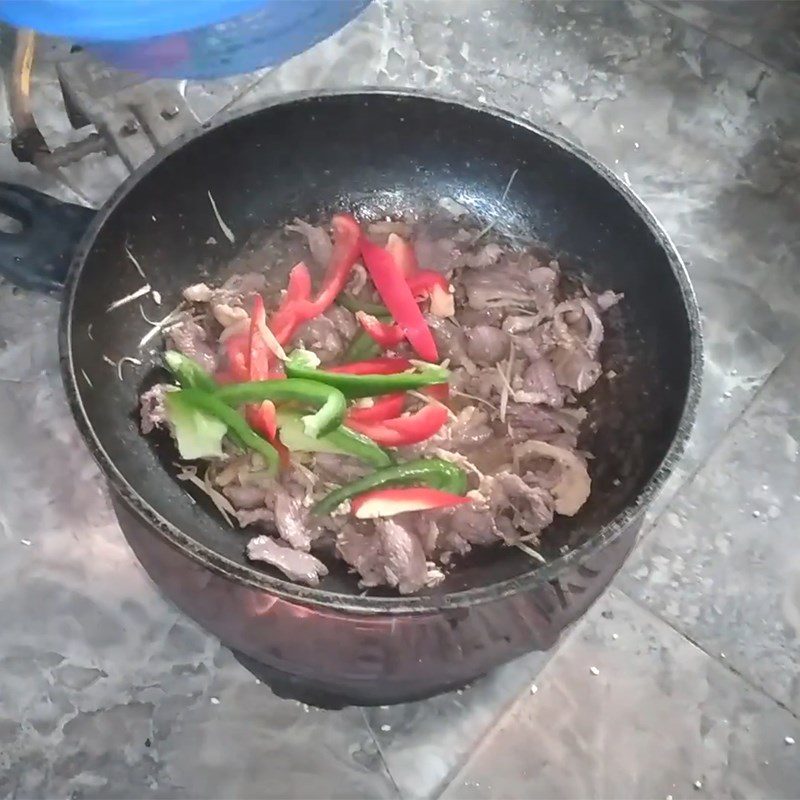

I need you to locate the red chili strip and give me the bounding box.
[347,404,449,447]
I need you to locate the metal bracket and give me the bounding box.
[6,29,199,178]
[55,54,198,172]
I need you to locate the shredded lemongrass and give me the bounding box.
[292,462,318,504]
[177,465,235,525]
[515,541,546,564]
[138,303,186,349]
[450,389,499,414]
[87,323,94,341]
[497,340,516,423]
[116,356,142,381]
[107,283,151,312]
[473,168,519,243]
[407,389,457,421]
[430,447,485,480]
[101,355,116,367]
[207,190,235,243]
[504,306,541,317]
[80,369,93,388]
[256,315,287,361]
[125,245,147,279]
[139,304,158,325]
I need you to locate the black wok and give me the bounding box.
[0,91,701,705]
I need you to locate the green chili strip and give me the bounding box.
[312,458,468,516]
[284,361,449,400]
[341,330,381,363]
[164,350,217,392]
[173,388,279,472]
[213,378,346,438]
[277,411,391,468]
[338,293,390,317]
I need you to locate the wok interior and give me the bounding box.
[68,94,693,599]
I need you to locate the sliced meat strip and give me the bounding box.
[222,484,266,510]
[323,305,358,342]
[246,536,329,586]
[376,519,429,595]
[490,472,555,540]
[463,325,510,365]
[314,453,372,485]
[336,524,385,588]
[426,316,478,373]
[459,242,504,269]
[550,346,602,393]
[139,383,172,434]
[183,283,213,303]
[285,219,333,267]
[274,489,314,552]
[212,303,249,328]
[441,505,499,546]
[295,314,345,364]
[514,440,591,516]
[236,507,275,529]
[517,357,565,407]
[428,407,492,451]
[336,518,429,594]
[166,316,217,373]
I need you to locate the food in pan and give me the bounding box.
[139,213,622,593]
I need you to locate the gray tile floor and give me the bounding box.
[0,1,799,798]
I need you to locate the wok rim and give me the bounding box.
[60,87,703,615]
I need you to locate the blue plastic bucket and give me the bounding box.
[0,1,371,79]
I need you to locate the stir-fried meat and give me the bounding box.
[285,219,333,267]
[550,346,602,394]
[222,484,266,510]
[593,289,623,312]
[314,453,371,484]
[490,472,555,540]
[293,307,357,364]
[143,215,623,595]
[375,518,429,595]
[184,272,268,308]
[166,316,217,373]
[247,536,329,586]
[441,505,499,546]
[212,303,248,329]
[505,403,587,448]
[274,489,314,551]
[463,325,510,365]
[517,357,565,407]
[427,407,492,452]
[514,440,591,516]
[459,242,504,269]
[235,507,274,529]
[336,523,386,587]
[461,259,557,312]
[336,518,431,594]
[295,315,344,364]
[139,383,172,434]
[182,283,214,303]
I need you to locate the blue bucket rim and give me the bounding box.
[0,0,269,42]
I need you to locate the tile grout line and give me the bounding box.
[637,0,800,85]
[307,347,799,800]
[619,587,800,723]
[632,341,798,549]
[426,650,560,800]
[359,707,405,800]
